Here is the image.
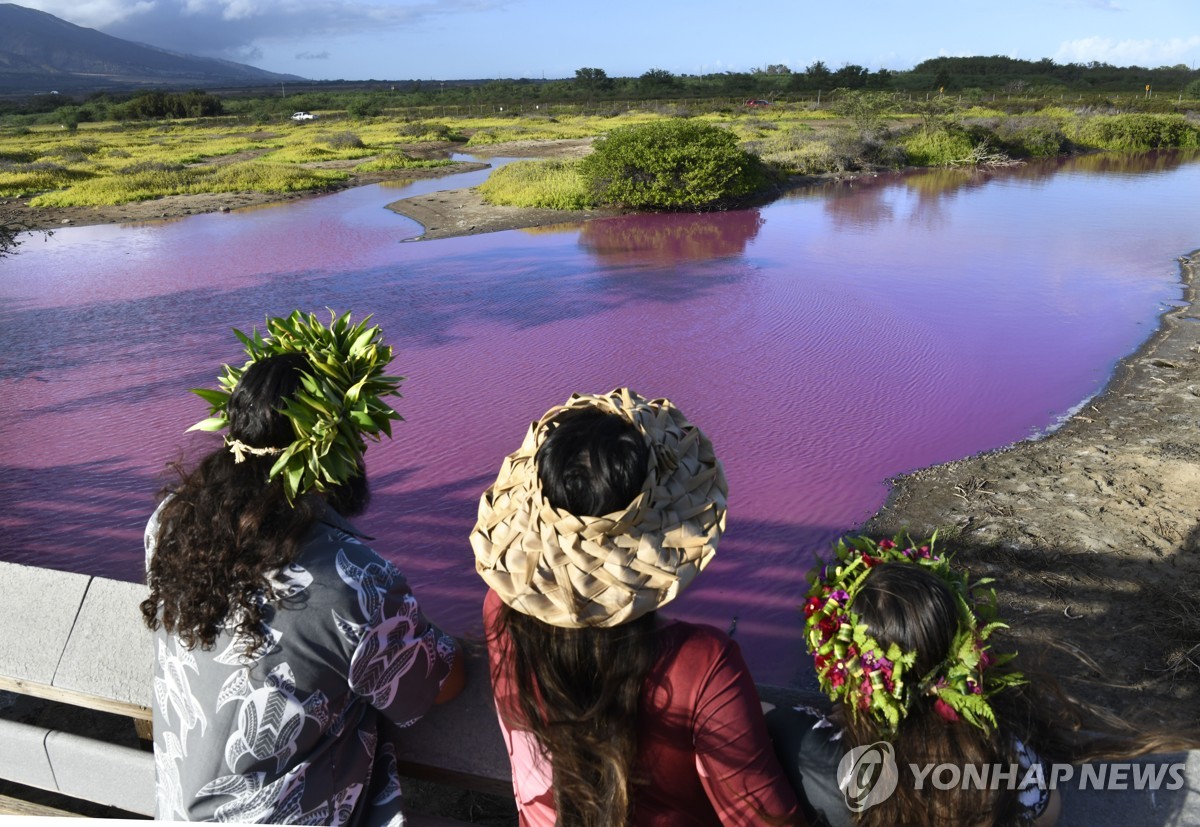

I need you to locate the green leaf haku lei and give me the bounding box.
[803,533,1024,737]
[188,310,404,503]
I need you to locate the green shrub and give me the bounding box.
[579,119,767,209]
[1186,78,1200,99]
[993,116,1070,157]
[1068,113,1200,151]
[900,125,978,165]
[478,159,595,209]
[396,121,463,142]
[326,131,364,150]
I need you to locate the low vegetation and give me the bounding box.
[0,79,1197,216]
[478,159,593,209]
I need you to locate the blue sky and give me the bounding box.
[20,0,1200,81]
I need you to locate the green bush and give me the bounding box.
[900,124,978,165]
[579,119,767,209]
[478,159,595,209]
[326,131,364,150]
[396,121,463,142]
[993,116,1070,158]
[1187,79,1200,99]
[353,153,454,172]
[1068,113,1200,151]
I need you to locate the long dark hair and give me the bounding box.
[490,407,657,827]
[140,353,358,653]
[840,562,1200,827]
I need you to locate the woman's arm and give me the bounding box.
[690,632,807,826]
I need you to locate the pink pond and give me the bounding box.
[1,150,1197,685]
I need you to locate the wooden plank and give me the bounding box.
[0,792,83,817]
[0,675,151,721]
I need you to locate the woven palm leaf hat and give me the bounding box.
[471,388,728,629]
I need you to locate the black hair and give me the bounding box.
[142,352,362,651]
[226,351,308,449]
[854,562,959,679]
[535,407,649,515]
[495,407,657,825]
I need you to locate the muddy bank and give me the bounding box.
[868,251,1200,721]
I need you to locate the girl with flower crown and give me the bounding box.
[767,535,1198,827]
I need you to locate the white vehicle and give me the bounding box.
[291,111,316,121]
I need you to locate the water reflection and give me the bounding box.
[788,150,1200,233]
[576,210,766,265]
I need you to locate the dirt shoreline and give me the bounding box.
[9,139,1199,722]
[869,251,1200,721]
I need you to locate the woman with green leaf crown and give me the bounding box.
[767,535,1200,827]
[141,311,465,825]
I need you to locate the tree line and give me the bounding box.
[2,55,1198,123]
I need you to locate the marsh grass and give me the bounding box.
[354,153,455,172]
[1066,113,1200,151]
[478,159,595,209]
[2,103,1198,209]
[29,161,346,206]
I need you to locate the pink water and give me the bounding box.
[2,150,1197,684]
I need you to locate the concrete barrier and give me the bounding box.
[2,560,1198,825]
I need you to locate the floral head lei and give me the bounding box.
[188,310,403,503]
[803,533,1023,736]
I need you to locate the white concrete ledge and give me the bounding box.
[3,561,1199,826]
[0,718,58,792]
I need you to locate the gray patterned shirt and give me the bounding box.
[146,502,457,825]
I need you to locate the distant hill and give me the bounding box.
[0,3,304,95]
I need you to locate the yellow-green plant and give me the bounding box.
[478,159,595,209]
[354,153,454,172]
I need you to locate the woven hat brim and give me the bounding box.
[471,388,727,629]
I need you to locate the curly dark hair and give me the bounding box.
[140,352,360,654]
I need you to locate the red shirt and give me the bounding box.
[484,589,802,826]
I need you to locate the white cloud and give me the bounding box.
[21,0,155,29]
[20,0,504,59]
[1055,35,1200,66]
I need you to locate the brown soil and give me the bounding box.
[7,137,1199,726]
[868,252,1200,724]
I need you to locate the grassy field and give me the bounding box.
[1,99,1197,209]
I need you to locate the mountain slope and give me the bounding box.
[0,3,303,94]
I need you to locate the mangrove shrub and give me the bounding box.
[1069,114,1200,151]
[579,119,767,210]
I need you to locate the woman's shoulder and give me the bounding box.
[654,619,749,679]
[657,618,736,651]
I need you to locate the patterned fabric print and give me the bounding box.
[336,550,455,723]
[197,767,363,825]
[218,663,330,774]
[147,505,453,825]
[154,638,208,745]
[214,566,312,666]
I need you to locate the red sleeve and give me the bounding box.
[689,632,803,825]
